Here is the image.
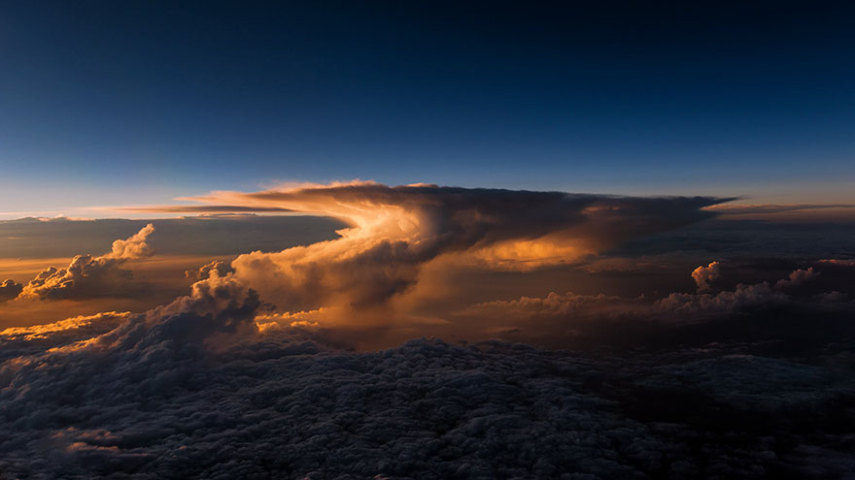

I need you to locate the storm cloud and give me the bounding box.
[162,183,729,318]
[2,185,853,478]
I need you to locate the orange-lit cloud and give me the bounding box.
[691,261,721,292]
[0,312,130,342]
[139,183,729,325]
[16,224,156,300]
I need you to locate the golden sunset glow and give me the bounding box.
[2,3,854,476]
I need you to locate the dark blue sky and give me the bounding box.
[1,1,853,216]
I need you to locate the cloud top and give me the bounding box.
[692,261,721,291]
[171,183,728,315]
[16,224,156,300]
[103,223,155,260]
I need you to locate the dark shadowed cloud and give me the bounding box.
[0,279,23,303]
[1,293,853,478]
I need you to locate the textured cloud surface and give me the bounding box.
[692,261,721,291]
[454,260,855,350]
[1,302,853,479]
[0,279,23,302]
[168,183,727,317]
[17,224,155,300]
[2,185,854,478]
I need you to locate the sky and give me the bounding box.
[1,1,854,217]
[2,3,855,478]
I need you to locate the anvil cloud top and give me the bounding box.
[1,1,854,217]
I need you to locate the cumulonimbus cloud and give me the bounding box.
[16,224,156,300]
[0,187,853,478]
[155,183,729,317]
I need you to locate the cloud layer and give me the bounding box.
[2,183,854,478]
[1,299,853,479]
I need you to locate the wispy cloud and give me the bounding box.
[704,203,855,221]
[117,205,295,214]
